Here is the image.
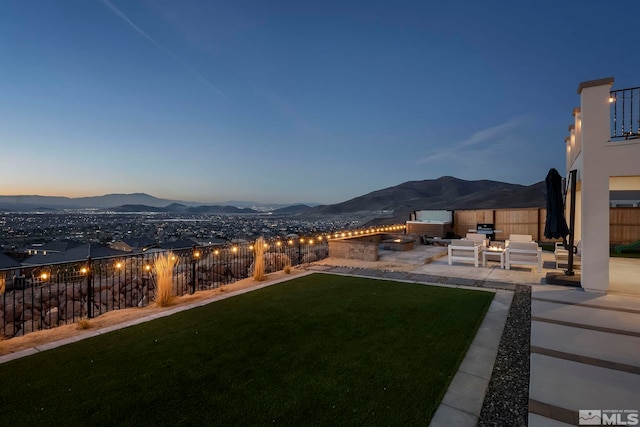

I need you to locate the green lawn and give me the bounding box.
[0,273,494,426]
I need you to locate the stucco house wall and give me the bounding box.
[569,78,640,293]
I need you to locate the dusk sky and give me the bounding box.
[2,1,640,205]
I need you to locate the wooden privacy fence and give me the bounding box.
[452,207,640,244]
[610,207,640,245]
[454,208,546,242]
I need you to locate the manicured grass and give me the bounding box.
[0,273,494,426]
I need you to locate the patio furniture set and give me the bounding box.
[447,233,543,272]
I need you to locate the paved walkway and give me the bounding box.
[528,285,640,426]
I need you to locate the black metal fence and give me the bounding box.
[610,87,640,140]
[0,237,330,339]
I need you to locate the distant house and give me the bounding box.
[110,237,157,253]
[22,243,128,266]
[0,251,21,269]
[26,240,83,255]
[195,237,227,246]
[609,191,640,207]
[157,239,200,251]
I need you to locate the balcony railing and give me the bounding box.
[610,87,640,140]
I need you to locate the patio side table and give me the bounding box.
[483,247,505,269]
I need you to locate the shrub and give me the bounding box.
[76,318,92,330]
[253,237,267,281]
[154,252,179,307]
[248,252,292,276]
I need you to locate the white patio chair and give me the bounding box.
[448,239,481,267]
[505,241,543,272]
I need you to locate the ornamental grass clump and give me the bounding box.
[154,252,178,307]
[253,236,267,281]
[76,318,92,330]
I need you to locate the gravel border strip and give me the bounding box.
[477,284,531,426]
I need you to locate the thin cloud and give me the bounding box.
[418,117,528,164]
[100,0,226,98]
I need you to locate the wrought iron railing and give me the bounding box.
[0,225,406,339]
[610,87,640,140]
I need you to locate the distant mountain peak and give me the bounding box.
[306,176,545,220]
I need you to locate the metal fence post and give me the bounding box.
[190,246,197,295]
[86,256,93,318]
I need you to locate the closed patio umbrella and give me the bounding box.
[544,168,570,240]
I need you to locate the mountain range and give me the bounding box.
[0,176,547,219]
[0,194,313,212]
[310,176,545,213]
[302,176,546,223]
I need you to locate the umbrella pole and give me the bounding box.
[566,169,577,276]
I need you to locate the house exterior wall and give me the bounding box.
[572,78,640,293]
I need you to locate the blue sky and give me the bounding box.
[2,1,639,205]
